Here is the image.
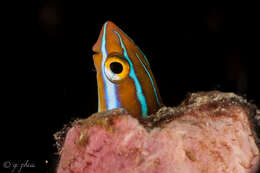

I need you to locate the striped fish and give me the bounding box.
[92,21,162,118]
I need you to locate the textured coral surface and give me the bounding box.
[56,91,260,173]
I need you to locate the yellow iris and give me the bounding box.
[104,56,130,82]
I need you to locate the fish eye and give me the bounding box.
[104,56,130,82]
[110,62,123,74]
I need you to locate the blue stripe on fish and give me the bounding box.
[101,22,119,110]
[135,52,161,106]
[113,30,148,117]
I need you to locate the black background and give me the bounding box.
[2,2,260,172]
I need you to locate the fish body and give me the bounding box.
[92,21,162,118]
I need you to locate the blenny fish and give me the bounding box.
[92,21,162,118]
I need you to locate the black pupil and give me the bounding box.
[110,62,123,74]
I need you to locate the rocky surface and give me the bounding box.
[55,91,260,173]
